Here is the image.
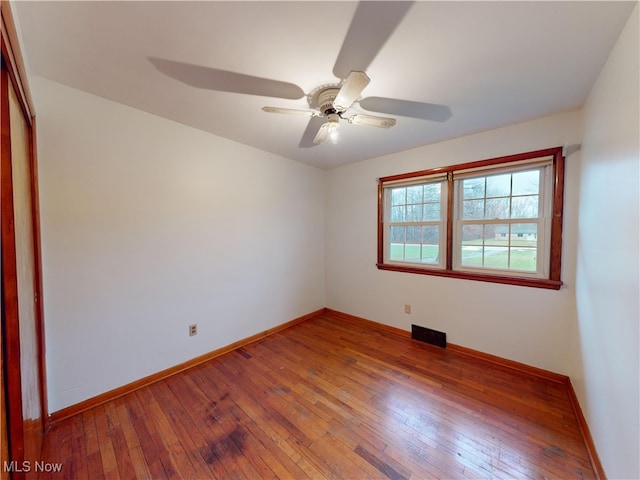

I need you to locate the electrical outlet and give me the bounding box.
[189,324,197,337]
[404,304,411,314]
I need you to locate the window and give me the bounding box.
[377,148,564,289]
[386,180,446,267]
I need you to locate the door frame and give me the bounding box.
[1,1,48,476]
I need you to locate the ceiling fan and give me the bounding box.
[150,2,451,148]
[262,71,396,145]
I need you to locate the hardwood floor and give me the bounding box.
[37,312,596,479]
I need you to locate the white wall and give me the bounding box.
[326,110,582,374]
[572,5,639,478]
[32,77,326,413]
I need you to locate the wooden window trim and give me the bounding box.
[377,147,565,290]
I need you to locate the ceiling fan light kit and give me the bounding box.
[313,113,341,145]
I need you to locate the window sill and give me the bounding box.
[376,263,563,290]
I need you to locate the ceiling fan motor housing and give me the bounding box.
[318,87,341,115]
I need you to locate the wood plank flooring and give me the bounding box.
[37,312,595,479]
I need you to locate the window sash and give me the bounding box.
[453,218,545,277]
[451,164,552,278]
[453,156,552,179]
[383,179,447,268]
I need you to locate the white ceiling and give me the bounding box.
[14,1,636,169]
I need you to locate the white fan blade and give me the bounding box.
[333,71,370,111]
[262,106,316,116]
[313,122,331,144]
[359,97,452,122]
[348,114,396,128]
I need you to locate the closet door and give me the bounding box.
[1,52,46,476]
[1,308,8,480]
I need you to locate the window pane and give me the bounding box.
[390,225,405,243]
[403,244,420,261]
[484,224,507,246]
[406,185,423,204]
[509,247,537,271]
[422,225,440,244]
[390,225,405,261]
[391,206,405,222]
[421,226,440,263]
[480,223,506,270]
[484,246,509,268]
[512,170,540,196]
[511,223,537,245]
[462,199,484,220]
[423,203,440,221]
[421,244,439,263]
[406,204,422,222]
[461,225,483,266]
[424,183,441,202]
[486,173,511,198]
[462,177,484,199]
[486,198,509,219]
[391,187,406,206]
[390,243,404,261]
[461,224,483,244]
[406,226,422,243]
[511,195,539,219]
[510,223,537,272]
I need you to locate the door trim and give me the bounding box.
[1,1,48,476]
